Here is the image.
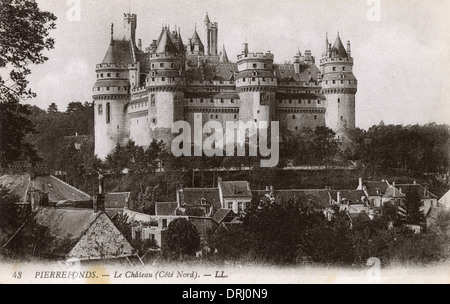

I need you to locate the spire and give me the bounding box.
[204,12,210,24]
[219,44,229,63]
[111,23,114,43]
[323,32,329,57]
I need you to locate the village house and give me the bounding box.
[218,180,252,214]
[3,194,136,262]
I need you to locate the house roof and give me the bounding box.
[7,208,99,258]
[438,190,450,208]
[220,181,252,197]
[252,189,332,209]
[383,186,405,199]
[329,190,367,205]
[212,208,234,223]
[363,181,389,196]
[178,188,221,209]
[105,192,130,209]
[0,174,92,205]
[102,40,133,64]
[396,184,438,199]
[155,202,178,216]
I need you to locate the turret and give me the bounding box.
[320,33,357,144]
[123,13,137,44]
[236,44,277,126]
[147,26,185,144]
[293,49,301,74]
[204,13,218,56]
[93,23,132,159]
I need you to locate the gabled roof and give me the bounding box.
[212,208,234,223]
[105,192,130,209]
[102,40,134,64]
[178,188,221,209]
[5,208,136,260]
[219,45,229,63]
[155,202,178,216]
[220,181,252,197]
[189,29,204,52]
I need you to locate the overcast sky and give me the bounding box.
[28,0,450,129]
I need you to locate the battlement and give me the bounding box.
[238,52,274,61]
[320,57,353,65]
[150,53,183,60]
[96,63,130,70]
[131,86,148,93]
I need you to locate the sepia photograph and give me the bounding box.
[0,0,449,286]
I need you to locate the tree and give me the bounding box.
[47,103,58,114]
[404,188,425,225]
[163,218,200,260]
[0,0,56,167]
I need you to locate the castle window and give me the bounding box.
[106,87,110,91]
[253,64,257,68]
[210,99,214,103]
[152,78,155,82]
[289,100,292,104]
[252,77,256,82]
[221,99,224,103]
[106,103,111,124]
[314,115,317,120]
[171,63,174,68]
[152,118,157,124]
[341,116,344,121]
[338,98,341,103]
[262,78,265,81]
[293,115,296,119]
[174,95,178,101]
[325,81,328,84]
[243,78,246,82]
[210,114,214,119]
[215,115,219,119]
[151,64,154,69]
[200,99,203,103]
[234,115,237,119]
[160,63,164,68]
[342,67,346,71]
[162,77,165,81]
[308,100,311,104]
[318,100,321,104]
[341,80,344,84]
[231,100,235,104]
[295,126,299,131]
[116,73,119,77]
[264,64,267,68]
[97,74,99,78]
[151,94,155,106]
[332,80,336,84]
[107,73,111,77]
[332,67,336,71]
[98,104,103,115]
[101,73,104,77]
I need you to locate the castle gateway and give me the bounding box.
[93,13,357,159]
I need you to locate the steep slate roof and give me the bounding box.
[220,181,252,197]
[0,174,31,204]
[330,190,367,205]
[331,35,348,58]
[105,192,130,209]
[155,202,178,216]
[189,29,204,52]
[274,62,321,83]
[348,212,371,224]
[219,45,230,63]
[178,188,221,209]
[102,40,134,64]
[7,208,136,260]
[155,28,179,54]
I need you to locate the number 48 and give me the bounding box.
[13,271,22,279]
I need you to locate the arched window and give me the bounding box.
[98,104,103,115]
[106,102,111,124]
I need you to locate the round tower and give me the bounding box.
[236,43,277,127]
[93,26,131,160]
[320,33,357,143]
[147,27,185,145]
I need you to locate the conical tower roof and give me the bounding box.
[204,13,211,24]
[332,33,348,58]
[191,29,204,52]
[156,28,179,54]
[102,41,118,64]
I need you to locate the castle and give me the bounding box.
[93,13,357,159]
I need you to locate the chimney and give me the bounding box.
[337,191,341,203]
[138,39,142,51]
[98,173,105,194]
[358,177,363,190]
[266,186,270,191]
[242,43,248,55]
[392,181,395,188]
[93,193,105,213]
[413,180,416,185]
[347,41,351,57]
